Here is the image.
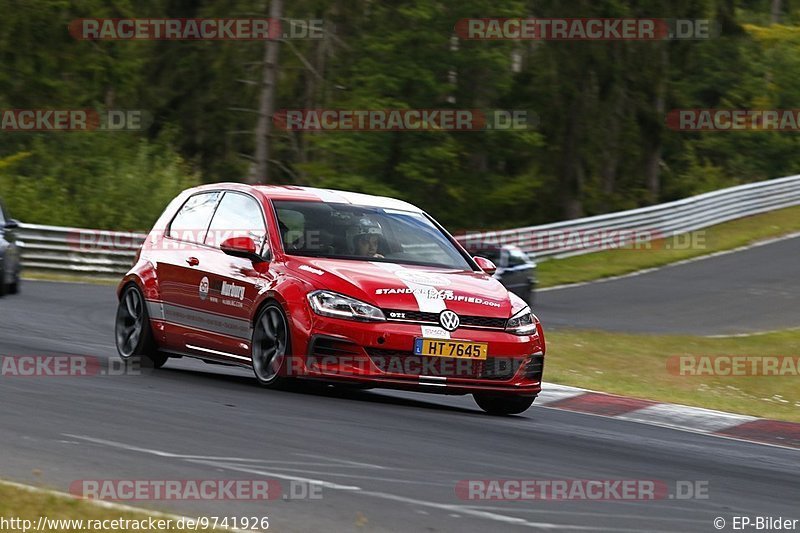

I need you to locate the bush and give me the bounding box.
[0,132,199,231]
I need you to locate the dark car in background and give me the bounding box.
[0,200,21,296]
[466,244,536,304]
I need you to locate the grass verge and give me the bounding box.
[537,204,800,287]
[546,328,800,422]
[21,270,119,286]
[0,482,228,532]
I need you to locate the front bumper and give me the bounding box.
[287,316,545,396]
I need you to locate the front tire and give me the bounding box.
[473,393,535,415]
[252,302,292,388]
[115,284,167,369]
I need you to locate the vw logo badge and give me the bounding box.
[439,310,460,331]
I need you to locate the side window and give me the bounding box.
[275,208,306,249]
[206,192,267,249]
[507,248,529,267]
[169,192,221,243]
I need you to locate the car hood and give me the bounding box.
[287,258,514,318]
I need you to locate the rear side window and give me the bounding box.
[206,192,267,248]
[169,192,221,243]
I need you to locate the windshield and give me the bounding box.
[272,200,473,270]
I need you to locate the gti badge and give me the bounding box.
[439,310,460,331]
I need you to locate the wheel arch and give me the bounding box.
[250,277,316,367]
[117,259,161,302]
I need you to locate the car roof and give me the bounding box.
[192,183,423,213]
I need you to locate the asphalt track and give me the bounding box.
[0,280,798,532]
[535,234,800,335]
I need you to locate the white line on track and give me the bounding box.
[201,462,452,487]
[349,490,681,532]
[464,506,711,524]
[538,231,800,292]
[61,434,677,531]
[705,326,800,338]
[294,452,389,470]
[186,459,362,491]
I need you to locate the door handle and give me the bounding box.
[186,257,200,266]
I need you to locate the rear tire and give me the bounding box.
[115,284,167,369]
[473,393,535,415]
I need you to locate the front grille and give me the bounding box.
[365,348,521,380]
[382,309,507,330]
[463,316,508,328]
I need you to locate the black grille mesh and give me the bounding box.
[383,309,506,329]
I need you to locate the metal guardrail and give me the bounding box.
[457,174,800,259]
[15,174,800,275]
[17,224,146,277]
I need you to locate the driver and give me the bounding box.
[350,217,385,258]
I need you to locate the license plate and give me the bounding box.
[413,338,488,360]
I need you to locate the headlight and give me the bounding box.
[307,290,386,322]
[506,306,538,335]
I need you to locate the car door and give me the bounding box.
[189,191,271,361]
[154,190,223,352]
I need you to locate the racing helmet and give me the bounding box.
[347,217,383,252]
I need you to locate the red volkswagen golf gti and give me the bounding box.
[115,184,545,414]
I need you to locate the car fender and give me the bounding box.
[250,270,317,367]
[117,259,161,302]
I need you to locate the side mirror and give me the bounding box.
[4,219,19,230]
[220,236,264,262]
[473,256,497,275]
